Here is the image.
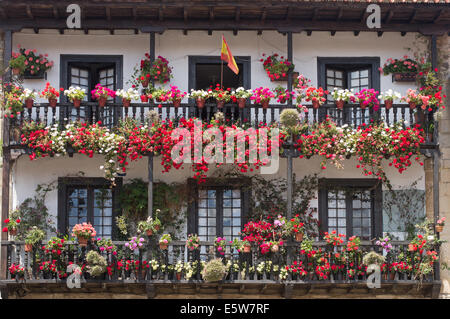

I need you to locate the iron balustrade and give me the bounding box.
[6,102,436,147]
[0,240,438,284]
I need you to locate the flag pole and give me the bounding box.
[221,59,223,89]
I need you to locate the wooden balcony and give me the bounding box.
[0,240,441,298]
[5,101,437,149]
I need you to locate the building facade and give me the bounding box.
[0,0,449,299]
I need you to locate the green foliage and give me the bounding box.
[362,251,385,266]
[280,108,300,129]
[201,258,227,282]
[25,227,46,245]
[9,55,26,72]
[86,250,107,277]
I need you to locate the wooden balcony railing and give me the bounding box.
[1,240,439,284]
[6,101,436,147]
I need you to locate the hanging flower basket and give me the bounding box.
[271,244,279,253]
[12,68,21,76]
[217,100,225,109]
[140,95,149,103]
[176,272,182,281]
[261,100,270,109]
[392,73,417,82]
[409,102,416,110]
[9,228,17,236]
[359,102,366,110]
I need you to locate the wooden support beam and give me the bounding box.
[209,7,214,22]
[235,7,240,22]
[336,8,343,21]
[409,10,418,24]
[354,31,360,36]
[52,6,59,19]
[312,7,319,21]
[307,30,312,36]
[385,10,394,24]
[285,7,293,21]
[159,7,164,22]
[260,7,267,23]
[106,7,111,21]
[401,31,407,36]
[377,31,383,37]
[132,7,137,21]
[330,30,336,36]
[434,9,444,23]
[184,7,188,23]
[26,5,33,19]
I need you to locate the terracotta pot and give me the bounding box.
[25,98,34,109]
[384,100,393,110]
[9,228,17,236]
[12,68,21,75]
[72,98,81,108]
[146,229,153,236]
[271,244,279,253]
[408,244,415,252]
[295,232,304,242]
[312,100,320,109]
[78,237,88,247]
[335,100,344,110]
[359,102,366,110]
[24,244,33,252]
[140,95,149,103]
[217,100,225,109]
[48,98,57,108]
[237,98,246,109]
[436,225,444,233]
[261,100,270,109]
[142,78,149,88]
[389,272,396,281]
[122,99,131,108]
[154,225,160,231]
[409,102,416,110]
[98,97,107,107]
[159,243,168,250]
[243,244,251,253]
[196,98,206,109]
[176,272,182,281]
[173,99,181,108]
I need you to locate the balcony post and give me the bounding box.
[1,29,13,280]
[147,32,156,218]
[287,31,293,107]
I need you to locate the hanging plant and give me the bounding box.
[11,46,54,77]
[260,53,294,81]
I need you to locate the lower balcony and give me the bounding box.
[0,240,441,299]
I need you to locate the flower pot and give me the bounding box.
[159,243,168,250]
[217,100,225,109]
[72,98,81,108]
[146,229,153,236]
[173,99,181,108]
[9,228,17,236]
[140,95,149,103]
[154,225,160,231]
[243,245,251,253]
[12,68,21,76]
[312,100,320,109]
[24,244,33,252]
[261,100,270,109]
[409,102,416,110]
[25,98,34,109]
[359,102,366,110]
[122,99,131,108]
[271,244,279,253]
[176,272,182,281]
[48,98,57,108]
[335,100,344,110]
[408,244,415,252]
[196,98,206,109]
[436,225,444,233]
[78,237,88,247]
[295,232,303,242]
[384,100,393,110]
[142,78,149,88]
[393,73,416,82]
[237,98,246,109]
[389,272,396,281]
[98,97,107,107]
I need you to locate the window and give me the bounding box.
[58,178,122,239]
[318,179,382,240]
[188,179,250,242]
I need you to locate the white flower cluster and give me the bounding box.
[378,89,402,101]
[116,88,140,101]
[64,86,86,100]
[188,89,211,99]
[20,88,38,100]
[331,88,354,102]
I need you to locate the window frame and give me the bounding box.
[318,178,382,240]
[188,55,251,92]
[317,57,381,94]
[187,178,251,240]
[57,177,122,239]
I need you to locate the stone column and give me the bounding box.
[437,34,450,299]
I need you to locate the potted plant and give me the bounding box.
[304,86,327,109]
[166,85,187,107]
[260,53,294,81]
[436,217,445,233]
[152,87,169,103]
[230,238,249,253]
[153,210,162,231]
[64,86,86,108]
[215,236,227,256]
[71,222,96,247]
[250,87,275,109]
[159,233,172,250]
[20,88,38,109]
[287,214,304,242]
[212,85,231,108]
[402,89,422,110]
[186,233,200,251]
[174,260,184,281]
[40,82,62,108]
[353,89,380,111]
[273,86,295,104]
[137,217,156,236]
[9,263,25,280]
[86,250,107,279]
[201,258,227,283]
[91,84,116,107]
[2,217,20,236]
[381,56,419,82]
[4,91,24,119]
[116,88,140,107]
[125,236,145,251]
[12,47,53,77]
[189,89,212,109]
[331,88,354,110]
[231,87,252,108]
[269,240,283,253]
[378,89,402,110]
[149,56,173,84]
[9,54,26,75]
[24,226,46,252]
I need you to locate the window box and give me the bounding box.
[392,73,416,82]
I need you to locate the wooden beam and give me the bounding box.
[336,8,343,21]
[307,30,312,36]
[409,9,418,24]
[330,30,336,36]
[132,7,137,21]
[261,7,267,23]
[235,7,240,22]
[106,7,111,21]
[26,5,33,19]
[184,7,188,23]
[52,6,59,19]
[312,7,319,21]
[209,7,214,22]
[159,7,164,22]
[434,9,444,23]
[377,31,384,37]
[385,10,394,24]
[0,7,7,19]
[354,31,360,36]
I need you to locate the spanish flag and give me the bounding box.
[221,35,239,75]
